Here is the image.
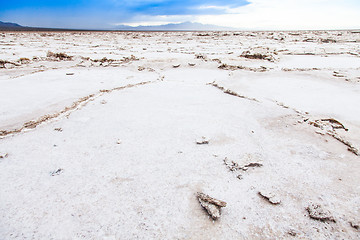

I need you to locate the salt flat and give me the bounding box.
[0,31,360,239]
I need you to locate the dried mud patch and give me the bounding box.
[47,51,73,61]
[218,63,268,72]
[240,47,278,62]
[223,153,264,180]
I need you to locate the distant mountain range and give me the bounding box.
[0,21,26,30]
[115,22,234,31]
[0,20,234,31]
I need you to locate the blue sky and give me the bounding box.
[0,0,249,28]
[1,0,249,14]
[1,0,359,29]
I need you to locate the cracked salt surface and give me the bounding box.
[0,31,360,239]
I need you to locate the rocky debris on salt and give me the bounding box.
[306,203,336,223]
[197,192,227,220]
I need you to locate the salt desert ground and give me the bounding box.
[0,31,360,239]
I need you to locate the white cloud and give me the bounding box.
[114,14,195,27]
[195,0,360,30]
[196,5,230,11]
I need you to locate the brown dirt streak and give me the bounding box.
[208,82,259,102]
[0,81,153,138]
